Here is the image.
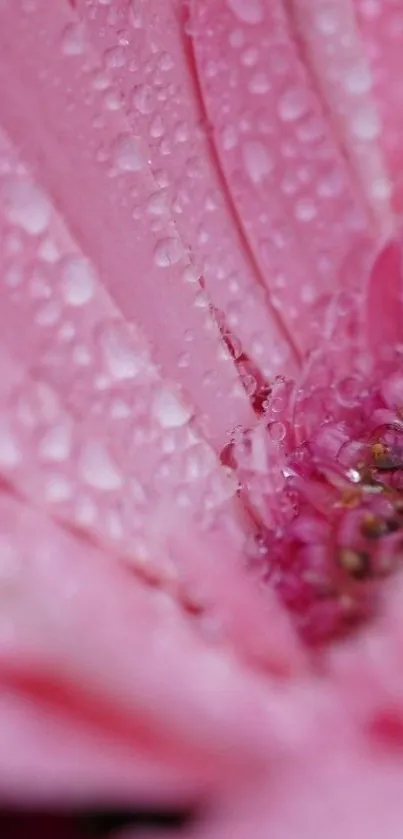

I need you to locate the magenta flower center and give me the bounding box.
[228,357,403,647]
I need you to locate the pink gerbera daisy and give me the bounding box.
[1,1,403,837]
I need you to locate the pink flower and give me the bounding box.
[0,0,403,836]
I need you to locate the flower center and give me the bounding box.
[231,366,403,647]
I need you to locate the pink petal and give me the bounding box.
[0,489,299,802]
[293,0,394,234]
[72,0,297,380]
[190,0,374,353]
[0,0,254,448]
[0,106,303,670]
[355,0,403,214]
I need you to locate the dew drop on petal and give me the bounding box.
[278,87,310,123]
[1,178,51,235]
[226,0,264,25]
[242,140,273,184]
[154,237,184,267]
[98,322,145,380]
[132,83,155,115]
[0,422,21,469]
[112,134,145,172]
[79,440,123,491]
[61,22,86,56]
[351,105,381,141]
[39,423,72,462]
[60,256,96,306]
[152,386,192,428]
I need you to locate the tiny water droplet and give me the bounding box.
[60,256,96,306]
[278,87,310,122]
[79,440,123,491]
[154,237,184,267]
[61,22,86,56]
[226,0,264,25]
[132,83,155,114]
[98,321,146,380]
[112,134,145,172]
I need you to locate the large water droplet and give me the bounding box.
[112,134,145,172]
[1,178,51,235]
[226,0,264,25]
[79,440,123,491]
[242,140,273,184]
[60,256,96,306]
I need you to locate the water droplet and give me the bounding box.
[229,28,245,48]
[154,237,184,267]
[242,140,273,184]
[248,71,270,94]
[147,190,170,216]
[150,115,165,138]
[45,474,73,502]
[61,22,86,56]
[351,105,380,140]
[268,421,286,442]
[112,134,145,172]
[79,440,123,491]
[221,125,238,150]
[1,178,51,235]
[226,0,264,25]
[0,422,21,468]
[295,198,317,222]
[104,46,126,70]
[343,64,372,95]
[39,422,72,462]
[60,256,96,306]
[132,83,155,114]
[98,321,146,380]
[278,87,310,122]
[314,7,340,35]
[152,386,192,428]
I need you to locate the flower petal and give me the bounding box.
[355,0,403,214]
[293,0,394,234]
[0,0,254,448]
[72,0,297,380]
[190,0,374,354]
[0,489,297,801]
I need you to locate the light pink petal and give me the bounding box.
[293,0,394,234]
[0,108,303,671]
[0,489,303,801]
[72,0,297,381]
[0,0,255,448]
[355,0,403,213]
[0,684,203,807]
[190,0,374,354]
